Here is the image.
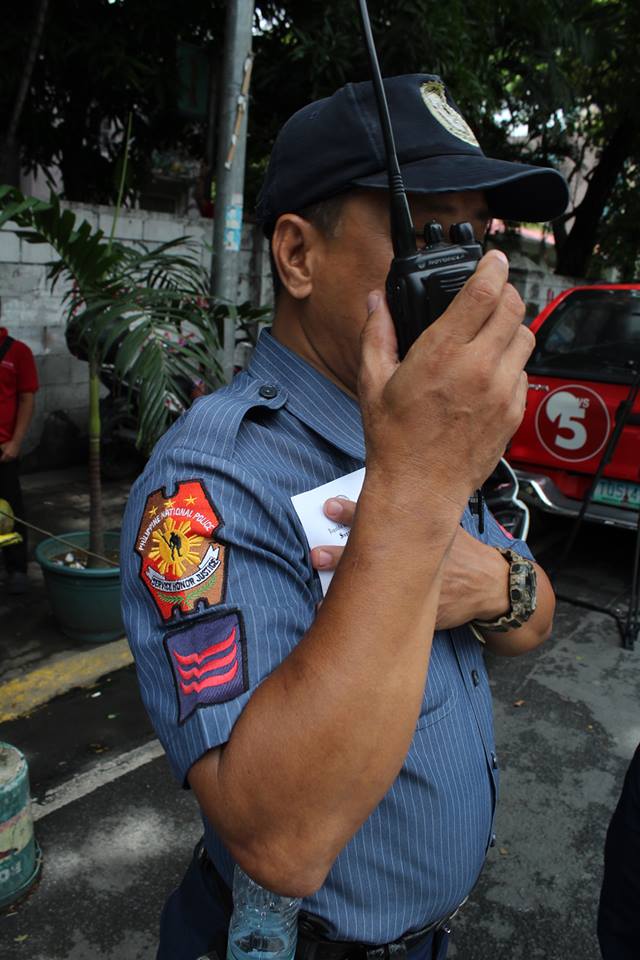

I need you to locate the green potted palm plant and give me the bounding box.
[0,185,226,642]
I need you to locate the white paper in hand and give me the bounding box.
[291,468,365,595]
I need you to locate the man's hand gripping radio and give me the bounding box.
[386,220,482,359]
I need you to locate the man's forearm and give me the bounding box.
[189,474,464,896]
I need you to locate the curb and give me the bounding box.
[0,637,133,723]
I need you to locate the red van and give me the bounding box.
[507,284,640,530]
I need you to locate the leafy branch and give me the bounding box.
[0,185,228,452]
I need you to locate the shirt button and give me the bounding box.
[471,669,480,686]
[259,384,278,399]
[491,752,498,769]
[490,833,496,847]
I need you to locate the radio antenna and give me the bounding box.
[356,0,416,258]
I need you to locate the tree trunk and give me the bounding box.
[88,360,105,566]
[0,0,50,183]
[555,118,635,278]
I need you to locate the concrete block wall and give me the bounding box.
[0,203,273,455]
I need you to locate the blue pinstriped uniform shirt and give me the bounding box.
[121,329,534,943]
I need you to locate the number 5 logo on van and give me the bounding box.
[535,384,611,463]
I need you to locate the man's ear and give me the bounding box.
[271,214,319,300]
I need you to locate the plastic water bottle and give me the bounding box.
[226,864,301,960]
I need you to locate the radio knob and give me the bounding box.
[450,222,474,243]
[424,221,444,246]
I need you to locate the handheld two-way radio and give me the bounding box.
[356,0,483,359]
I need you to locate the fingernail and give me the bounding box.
[324,498,344,519]
[488,250,508,266]
[315,549,333,568]
[367,291,380,315]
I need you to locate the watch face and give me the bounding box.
[475,550,537,630]
[509,556,537,619]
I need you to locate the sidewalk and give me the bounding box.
[0,465,134,712]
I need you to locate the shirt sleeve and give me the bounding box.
[14,342,39,393]
[479,502,535,561]
[461,501,535,561]
[121,443,316,786]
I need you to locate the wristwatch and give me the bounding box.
[472,548,537,633]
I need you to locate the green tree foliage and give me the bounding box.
[0,186,223,450]
[2,0,639,278]
[489,0,639,278]
[589,163,640,280]
[252,0,640,279]
[0,0,227,202]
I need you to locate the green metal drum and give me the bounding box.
[0,743,42,909]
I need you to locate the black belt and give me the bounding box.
[296,903,460,960]
[197,843,462,960]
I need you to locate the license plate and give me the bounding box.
[592,478,640,510]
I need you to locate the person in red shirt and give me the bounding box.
[0,313,39,594]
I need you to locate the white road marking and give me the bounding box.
[32,740,165,821]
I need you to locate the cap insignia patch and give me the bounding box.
[420,81,479,147]
[164,610,248,722]
[135,479,227,622]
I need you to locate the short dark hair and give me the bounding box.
[269,193,349,300]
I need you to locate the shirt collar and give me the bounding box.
[247,329,365,461]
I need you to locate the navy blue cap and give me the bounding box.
[256,74,569,236]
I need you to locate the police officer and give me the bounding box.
[120,75,567,959]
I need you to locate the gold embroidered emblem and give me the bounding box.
[420,81,479,147]
[135,480,228,622]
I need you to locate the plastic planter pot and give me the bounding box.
[35,531,124,644]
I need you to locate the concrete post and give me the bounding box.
[211,0,255,382]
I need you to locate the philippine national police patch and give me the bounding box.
[165,610,248,722]
[135,479,227,622]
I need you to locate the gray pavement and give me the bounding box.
[453,601,637,959]
[5,749,200,959]
[1,477,639,959]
